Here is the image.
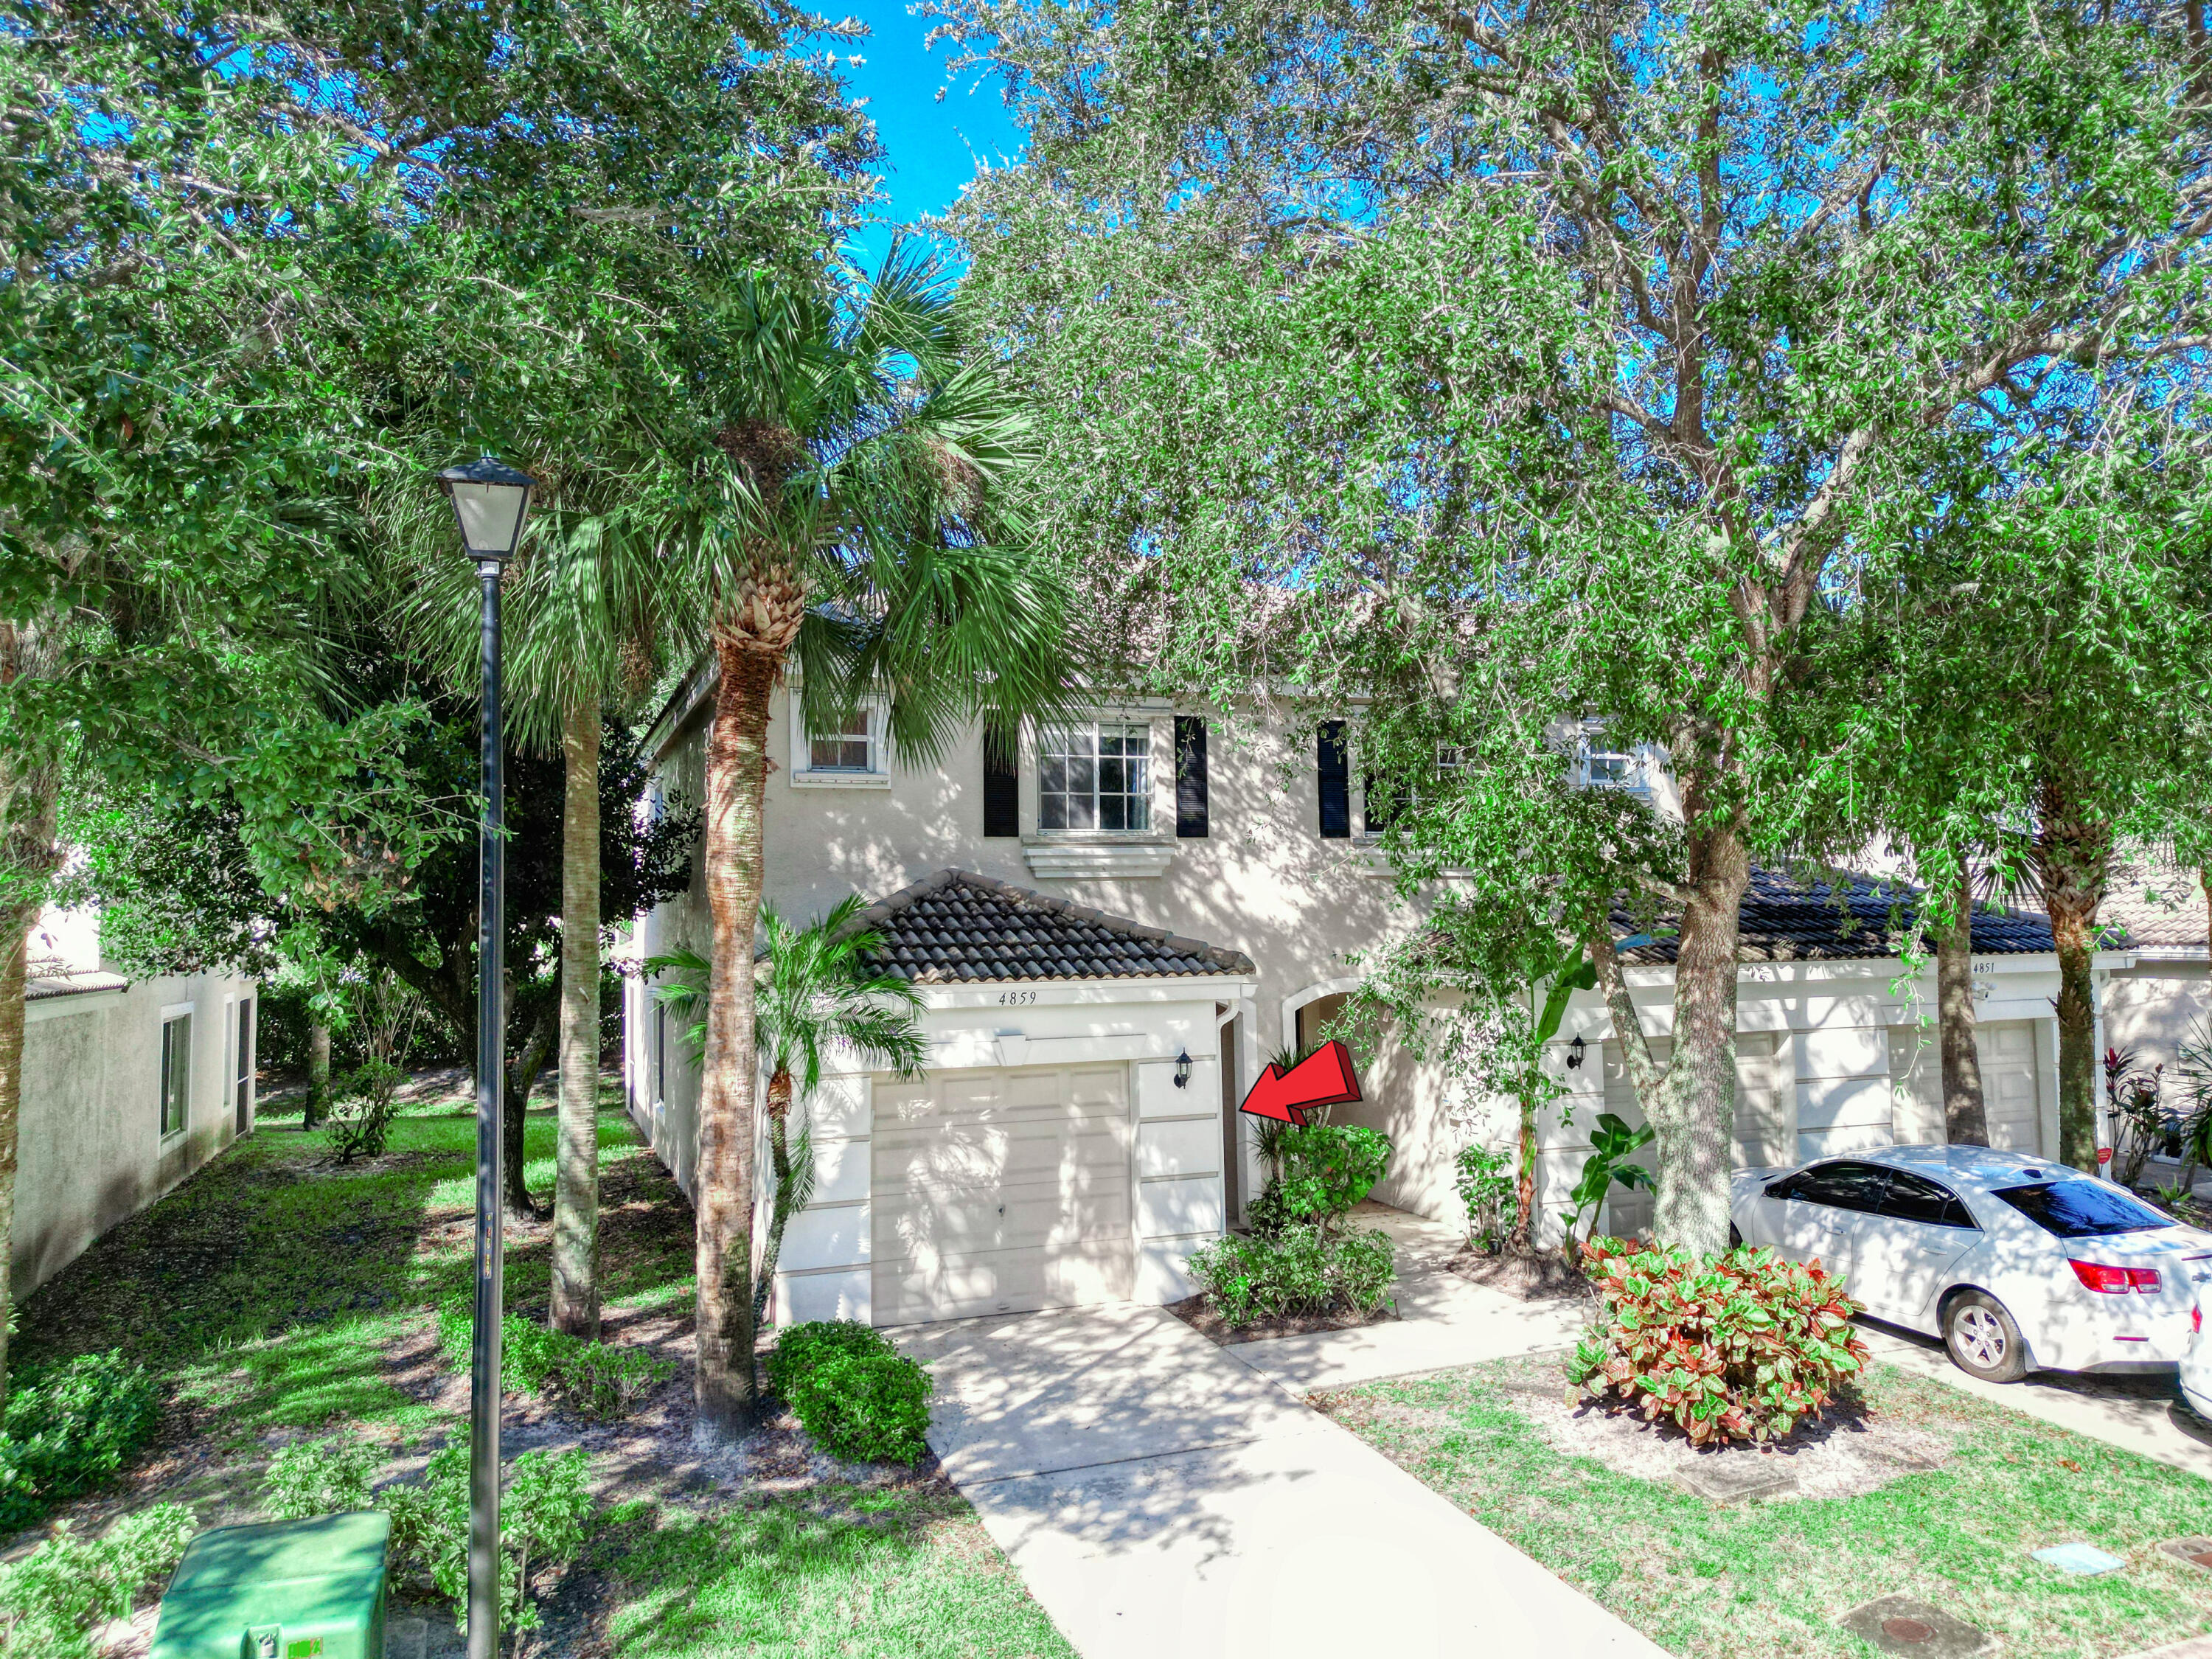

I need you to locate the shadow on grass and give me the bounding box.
[597,1488,1072,1659]
[15,1093,695,1437]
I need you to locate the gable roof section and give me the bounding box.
[1612,866,2056,965]
[2099,855,2207,951]
[847,869,1256,984]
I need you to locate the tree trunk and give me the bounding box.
[307,1022,332,1129]
[552,701,602,1339]
[0,918,27,1399]
[1509,1096,1537,1255]
[694,635,785,1440]
[504,1006,554,1218]
[1936,865,1989,1146]
[755,1066,796,1329]
[1591,803,1749,1257]
[2035,770,2112,1172]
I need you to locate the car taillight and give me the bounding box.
[2070,1260,2161,1294]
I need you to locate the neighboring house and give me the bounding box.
[2098,853,2211,1068]
[15,906,257,1296]
[622,667,2132,1328]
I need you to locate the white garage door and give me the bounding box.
[1976,1021,2043,1155]
[872,1064,1134,1325]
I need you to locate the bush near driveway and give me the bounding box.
[765,1322,933,1466]
[1186,1222,1397,1329]
[1329,1360,2212,1659]
[1568,1237,1868,1445]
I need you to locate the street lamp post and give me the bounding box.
[436,457,536,1659]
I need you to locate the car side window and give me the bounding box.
[1787,1161,1891,1214]
[1878,1169,1979,1229]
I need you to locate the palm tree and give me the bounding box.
[647,895,925,1342]
[676,238,1071,1439]
[388,481,690,1339]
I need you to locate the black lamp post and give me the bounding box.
[436,456,535,1659]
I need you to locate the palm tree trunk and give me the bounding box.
[2035,769,2112,1172]
[552,700,602,1339]
[306,1022,331,1129]
[0,917,27,1400]
[695,634,782,1440]
[1936,866,1989,1145]
[756,1066,796,1328]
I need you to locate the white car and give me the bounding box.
[1728,1144,2212,1382]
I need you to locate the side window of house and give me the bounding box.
[1040,722,1151,832]
[808,709,874,772]
[160,1012,192,1138]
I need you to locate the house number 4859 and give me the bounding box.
[998,990,1037,1006]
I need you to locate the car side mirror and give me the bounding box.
[1764,1179,1792,1200]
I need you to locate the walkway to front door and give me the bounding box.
[897,1302,1665,1659]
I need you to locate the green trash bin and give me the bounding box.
[150,1512,389,1659]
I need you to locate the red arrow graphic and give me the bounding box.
[1239,1040,1363,1127]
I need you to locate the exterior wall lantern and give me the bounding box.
[1174,1048,1192,1088]
[1567,1034,1587,1071]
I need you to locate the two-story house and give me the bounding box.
[623,666,2132,1329]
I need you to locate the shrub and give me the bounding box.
[0,1352,161,1533]
[1566,1237,1871,1446]
[437,1297,674,1419]
[327,1059,406,1163]
[262,1436,383,1521]
[1454,1144,1514,1251]
[383,1442,591,1639]
[1186,1222,1397,1329]
[1274,1124,1391,1227]
[0,1503,195,1659]
[765,1321,933,1466]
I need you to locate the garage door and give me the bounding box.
[872,1064,1134,1325]
[1976,1021,2043,1155]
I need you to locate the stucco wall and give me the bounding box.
[2104,959,2212,1071]
[16,970,255,1295]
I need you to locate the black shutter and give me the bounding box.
[1318,721,1350,838]
[983,723,1019,838]
[1175,715,1209,838]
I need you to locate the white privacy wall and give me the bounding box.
[771,976,1248,1328]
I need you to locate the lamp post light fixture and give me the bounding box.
[436,457,535,1659]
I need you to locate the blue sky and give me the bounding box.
[836,1,1024,258]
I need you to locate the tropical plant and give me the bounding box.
[1270,1123,1391,1237]
[0,1503,195,1659]
[665,253,1073,1436]
[1454,1144,1514,1253]
[1568,1237,1869,1447]
[650,895,928,1349]
[1186,1223,1397,1330]
[1559,1114,1657,1256]
[2107,1044,2168,1188]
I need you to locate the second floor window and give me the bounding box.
[1040,722,1151,831]
[1582,745,1644,790]
[809,709,874,772]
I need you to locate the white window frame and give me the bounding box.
[1037,719,1157,836]
[788,697,891,789]
[159,1004,193,1142]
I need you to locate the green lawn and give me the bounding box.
[1322,1360,2212,1658]
[13,1092,1074,1658]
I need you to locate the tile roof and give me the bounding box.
[1612,866,2055,965]
[845,869,1256,984]
[2099,855,2207,950]
[24,961,128,1001]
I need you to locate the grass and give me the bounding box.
[10,1083,1073,1658]
[1325,1360,2212,1658]
[598,1488,1073,1658]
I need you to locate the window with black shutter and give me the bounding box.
[1175,715,1209,838]
[1317,721,1350,838]
[983,724,1019,838]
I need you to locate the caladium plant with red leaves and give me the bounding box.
[1565,1237,1870,1447]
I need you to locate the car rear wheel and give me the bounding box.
[1944,1290,2029,1382]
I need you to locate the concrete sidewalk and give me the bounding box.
[1231,1204,1589,1394]
[899,1303,1666,1659]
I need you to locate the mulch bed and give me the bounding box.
[1447,1245,1595,1303]
[1164,1293,1399,1346]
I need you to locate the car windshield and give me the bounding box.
[1990,1180,2174,1239]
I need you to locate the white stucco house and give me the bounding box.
[622,665,2155,1329]
[15,906,258,1295]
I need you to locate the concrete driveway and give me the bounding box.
[899,1303,1665,1659]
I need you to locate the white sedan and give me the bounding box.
[1729,1144,2212,1382]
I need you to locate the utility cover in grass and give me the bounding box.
[2032,1541,2127,1575]
[1674,1456,1798,1504]
[2159,1537,2212,1572]
[1840,1595,1992,1657]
